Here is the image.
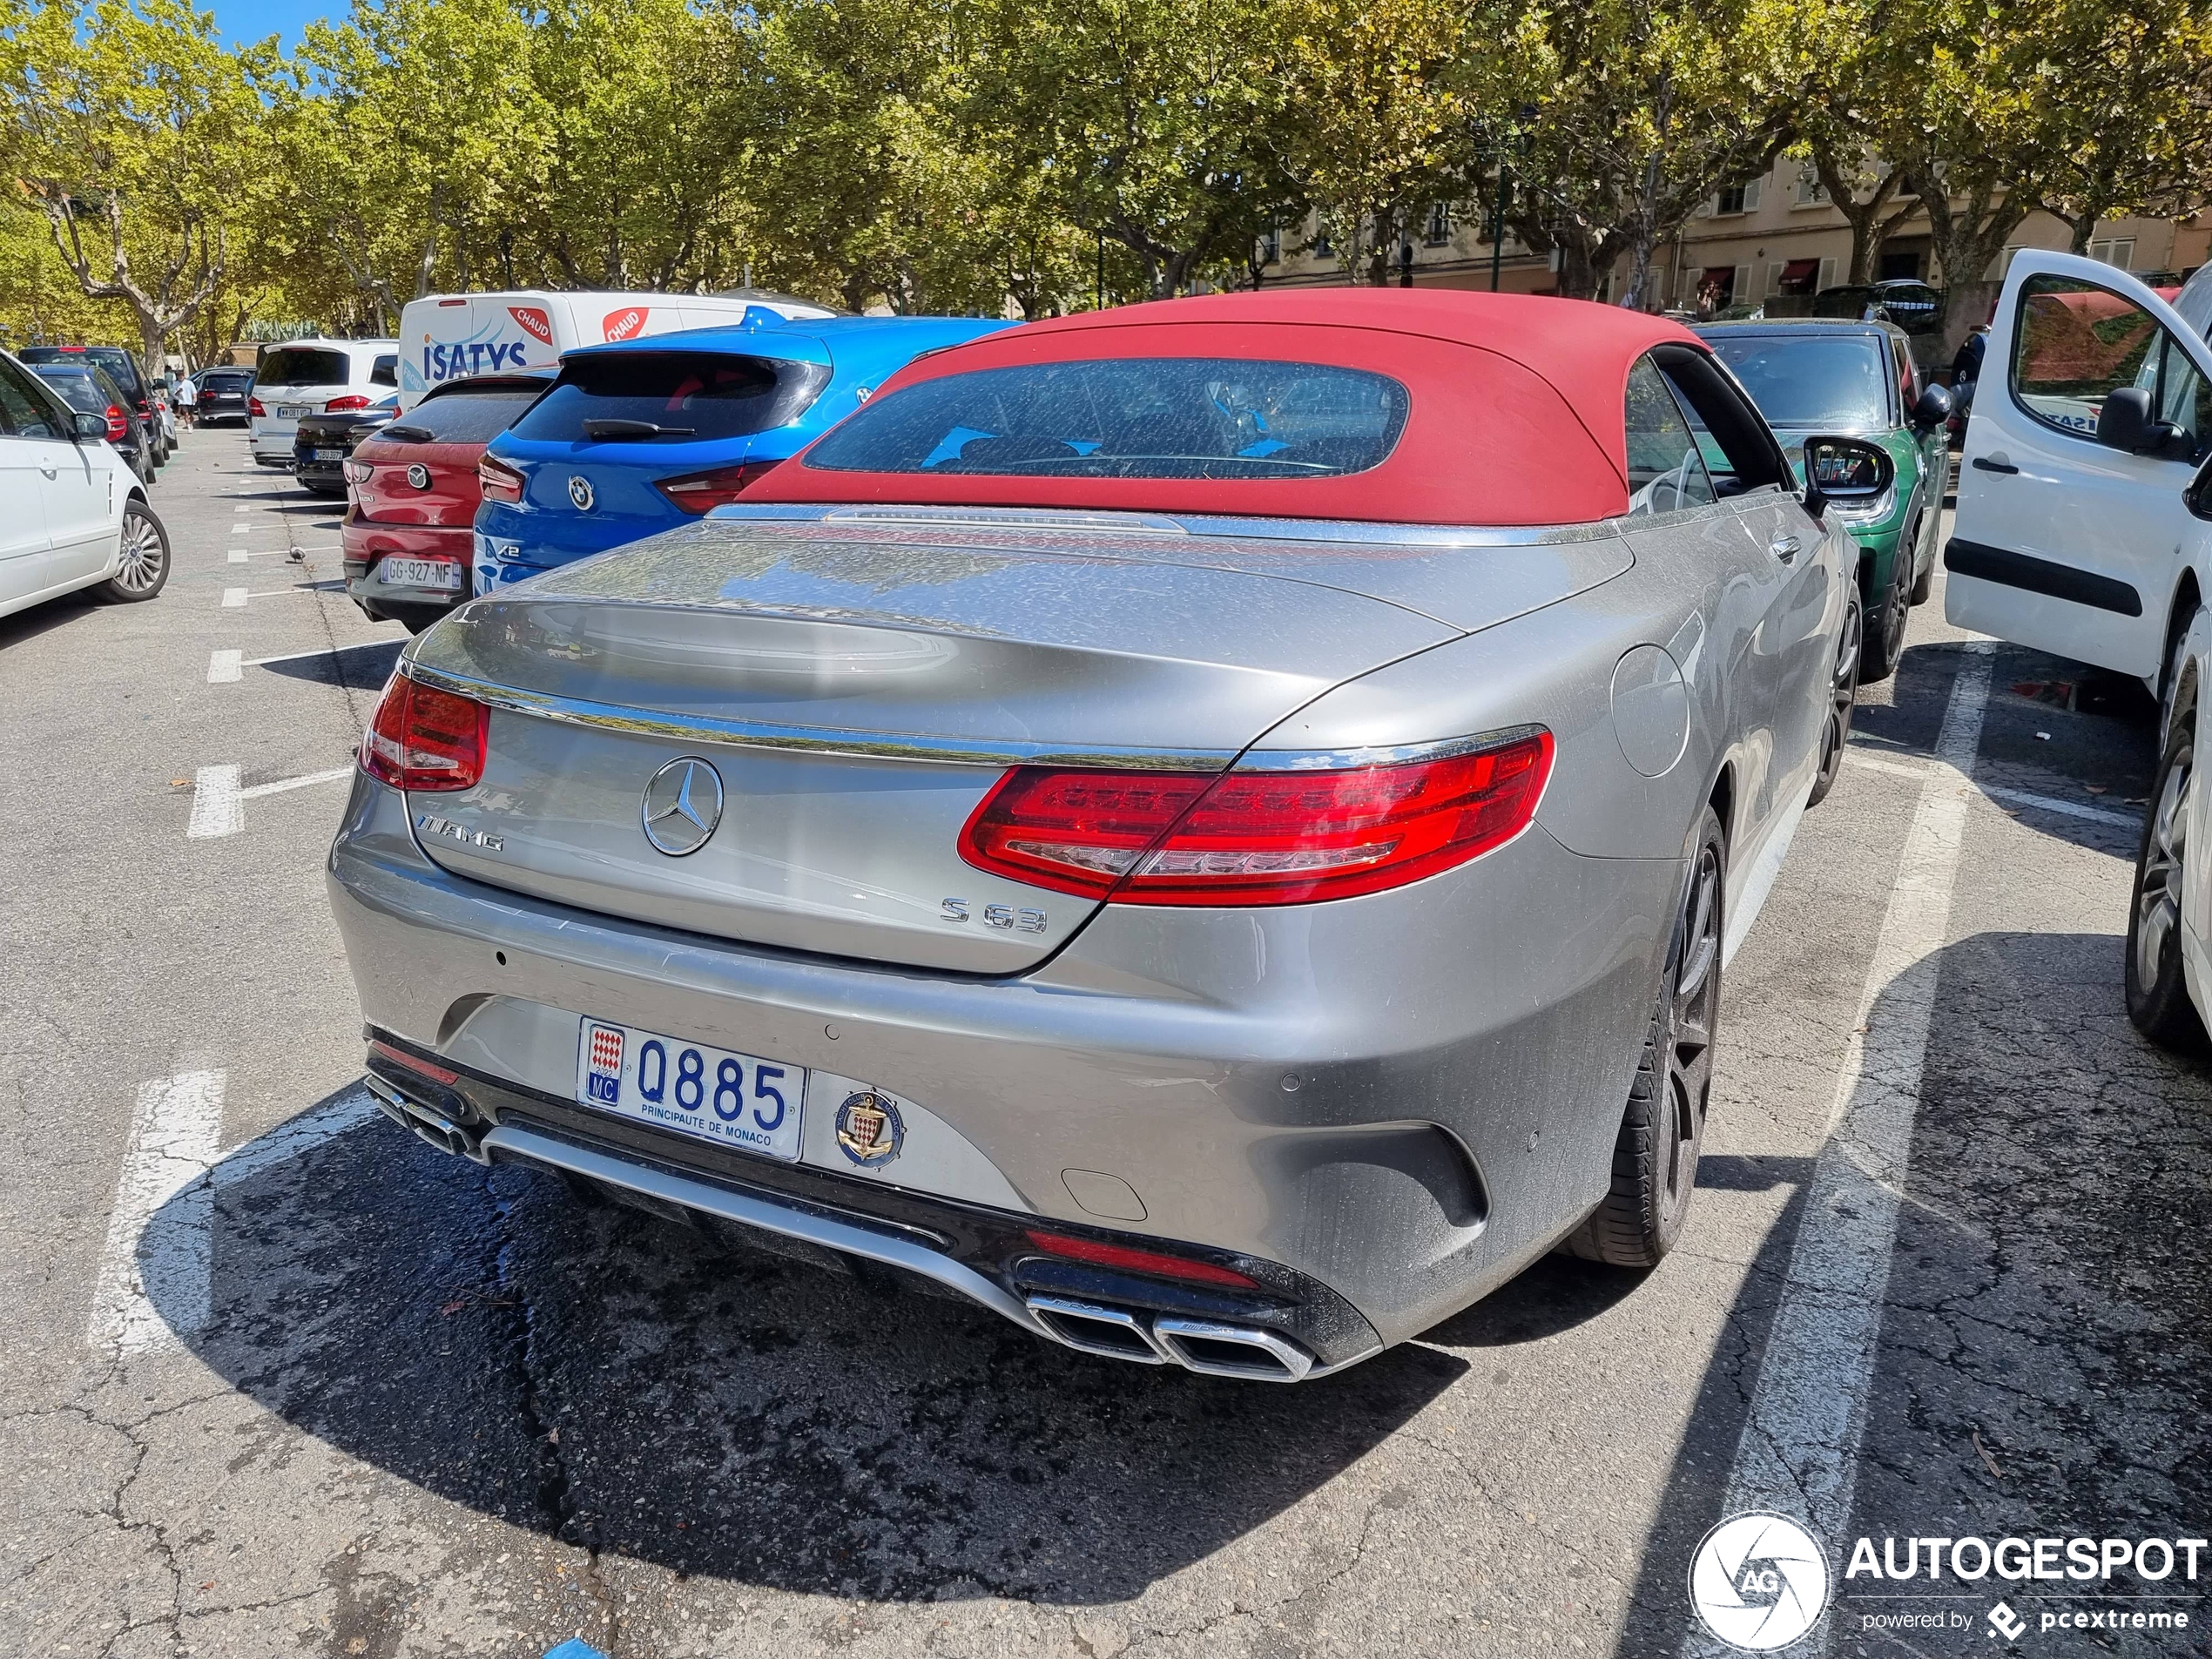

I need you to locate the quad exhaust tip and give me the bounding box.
[1026,1295,1314,1382]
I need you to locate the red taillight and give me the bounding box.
[105,405,126,441]
[652,457,783,514]
[1022,1229,1259,1290]
[359,672,489,792]
[477,455,525,504]
[325,394,372,412]
[960,728,1553,907]
[368,1039,459,1086]
[249,395,266,417]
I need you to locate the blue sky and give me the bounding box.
[212,0,339,51]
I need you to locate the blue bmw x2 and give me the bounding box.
[472,310,1014,592]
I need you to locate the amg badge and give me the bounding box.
[416,813,502,851]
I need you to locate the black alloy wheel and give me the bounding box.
[1807,594,1863,808]
[1859,539,1913,683]
[2126,705,2210,1053]
[1567,803,1725,1267]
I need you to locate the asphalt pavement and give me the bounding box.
[2,429,2205,1659]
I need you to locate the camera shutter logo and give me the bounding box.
[1688,1513,1831,1651]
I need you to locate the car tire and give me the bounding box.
[1565,803,1725,1269]
[1807,593,1863,808]
[1859,543,1912,683]
[99,499,170,603]
[2125,698,2211,1054]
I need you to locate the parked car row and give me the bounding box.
[331,287,1897,1383]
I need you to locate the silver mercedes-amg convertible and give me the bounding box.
[330,291,1884,1380]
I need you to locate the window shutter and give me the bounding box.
[1742,178,1764,212]
[1733,264,1753,303]
[1764,262,1784,296]
[1817,257,1836,291]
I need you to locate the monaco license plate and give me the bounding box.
[379,556,462,591]
[311,447,343,460]
[277,403,313,418]
[575,1017,805,1161]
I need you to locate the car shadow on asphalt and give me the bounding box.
[0,590,103,651]
[1607,930,2212,1659]
[160,1087,1465,1604]
[257,639,404,692]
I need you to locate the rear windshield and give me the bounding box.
[257,347,351,388]
[1708,336,1892,429]
[803,358,1411,479]
[29,367,108,413]
[509,352,824,443]
[381,385,543,444]
[201,371,252,388]
[23,346,139,388]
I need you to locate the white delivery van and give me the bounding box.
[395,289,838,409]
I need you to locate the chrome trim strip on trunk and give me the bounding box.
[705,501,1624,549]
[400,660,1242,772]
[1235,722,1548,772]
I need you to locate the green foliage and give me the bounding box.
[0,0,2205,357]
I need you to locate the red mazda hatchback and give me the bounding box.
[341,371,550,632]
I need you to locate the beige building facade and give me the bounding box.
[1258,158,2210,317]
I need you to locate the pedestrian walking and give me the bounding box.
[175,372,198,429]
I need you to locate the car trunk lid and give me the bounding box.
[397,516,1486,971]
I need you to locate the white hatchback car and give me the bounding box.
[250,338,400,468]
[0,349,171,621]
[1946,249,2212,1049]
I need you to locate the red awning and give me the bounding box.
[1782,258,1820,280]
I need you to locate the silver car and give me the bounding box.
[329,293,1880,1380]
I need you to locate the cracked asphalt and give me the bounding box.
[3,431,2206,1659]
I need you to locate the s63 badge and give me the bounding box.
[835,1090,904,1167]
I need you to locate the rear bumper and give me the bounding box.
[327,772,1680,1354]
[343,520,471,622]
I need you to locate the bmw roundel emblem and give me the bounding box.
[567,474,595,511]
[406,462,431,490]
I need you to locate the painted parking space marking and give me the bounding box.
[185,765,352,838]
[207,651,242,684]
[87,1072,226,1358]
[1845,749,2137,827]
[227,550,248,563]
[87,1082,380,1360]
[1683,641,1996,1657]
[187,765,243,837]
[221,587,248,609]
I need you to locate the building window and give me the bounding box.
[1312,212,1333,260]
[1714,178,1764,216]
[1793,166,1827,207]
[1260,225,1280,265]
[1424,203,1451,246]
[2089,237,2136,272]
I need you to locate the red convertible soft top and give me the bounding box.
[744,290,1708,526]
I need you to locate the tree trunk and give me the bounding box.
[1907,169,2028,361]
[1812,154,1909,287]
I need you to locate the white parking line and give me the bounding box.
[227,550,248,564]
[1684,641,1996,1656]
[87,1072,226,1358]
[221,587,248,609]
[206,650,242,684]
[185,764,351,838]
[1845,750,2138,826]
[186,765,243,836]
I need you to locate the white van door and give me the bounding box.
[1946,248,2212,679]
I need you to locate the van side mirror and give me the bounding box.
[1911,384,1953,429]
[1799,435,1894,519]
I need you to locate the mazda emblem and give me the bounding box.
[567,475,595,511]
[407,462,431,490]
[640,757,724,856]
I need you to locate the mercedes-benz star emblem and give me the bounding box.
[567,475,595,511]
[640,757,724,856]
[406,462,431,490]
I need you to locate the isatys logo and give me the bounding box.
[1689,1513,1832,1651]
